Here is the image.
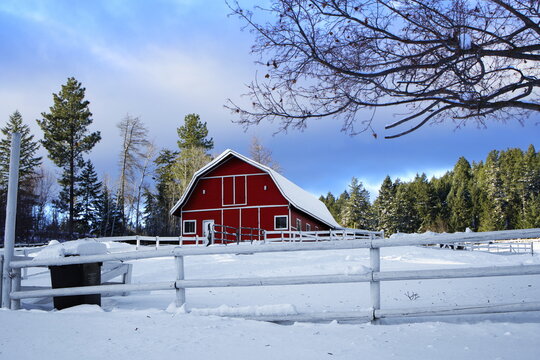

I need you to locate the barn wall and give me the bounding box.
[182,174,288,211]
[290,207,331,232]
[203,156,263,177]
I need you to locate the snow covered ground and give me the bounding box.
[2,242,540,359]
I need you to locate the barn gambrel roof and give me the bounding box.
[170,149,341,229]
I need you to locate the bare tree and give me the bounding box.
[227,0,540,138]
[33,166,57,237]
[134,141,156,233]
[249,136,282,172]
[117,115,149,232]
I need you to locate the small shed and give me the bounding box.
[170,149,340,240]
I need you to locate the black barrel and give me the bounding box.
[49,261,102,310]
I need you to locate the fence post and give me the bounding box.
[10,268,21,310]
[155,236,159,249]
[136,235,140,250]
[178,236,182,247]
[175,255,186,307]
[370,236,381,324]
[0,255,3,301]
[2,133,21,309]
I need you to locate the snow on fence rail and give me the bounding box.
[3,228,540,323]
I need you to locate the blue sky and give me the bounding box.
[1,0,539,200]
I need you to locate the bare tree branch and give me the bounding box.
[226,0,540,138]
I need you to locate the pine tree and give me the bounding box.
[373,175,398,235]
[447,157,473,232]
[518,145,540,228]
[96,181,123,237]
[76,160,102,235]
[431,172,452,232]
[176,114,214,151]
[0,110,42,243]
[148,149,179,236]
[0,110,42,188]
[393,180,418,233]
[37,77,101,238]
[320,192,340,222]
[340,177,372,230]
[479,151,507,231]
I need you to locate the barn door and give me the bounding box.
[203,220,214,238]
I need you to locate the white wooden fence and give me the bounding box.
[2,228,540,323]
[86,228,385,248]
[464,241,534,255]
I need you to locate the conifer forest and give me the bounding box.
[0,77,539,244]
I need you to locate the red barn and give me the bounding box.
[170,149,340,241]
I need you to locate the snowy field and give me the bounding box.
[2,242,540,359]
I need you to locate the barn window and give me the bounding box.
[306,224,311,232]
[296,219,301,231]
[202,189,206,194]
[274,216,288,230]
[183,220,196,234]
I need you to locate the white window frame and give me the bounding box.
[296,219,302,231]
[183,220,196,235]
[306,223,311,232]
[274,215,288,230]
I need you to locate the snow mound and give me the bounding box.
[58,304,104,314]
[344,265,371,275]
[34,239,108,260]
[390,231,440,239]
[103,241,136,252]
[190,304,298,317]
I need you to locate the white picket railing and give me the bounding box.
[465,242,534,255]
[3,228,540,323]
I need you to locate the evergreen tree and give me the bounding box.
[96,181,122,237]
[408,174,437,231]
[373,176,398,235]
[431,172,452,232]
[142,189,162,235]
[320,192,340,223]
[340,177,372,230]
[76,160,102,235]
[148,149,179,236]
[37,77,101,238]
[176,114,214,151]
[393,180,418,233]
[447,157,473,232]
[0,110,42,243]
[479,151,507,231]
[0,110,42,187]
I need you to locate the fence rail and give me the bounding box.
[465,242,534,255]
[3,227,540,323]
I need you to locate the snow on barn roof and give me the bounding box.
[170,149,341,229]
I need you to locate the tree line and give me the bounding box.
[1,77,538,244]
[0,77,218,244]
[321,145,540,235]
